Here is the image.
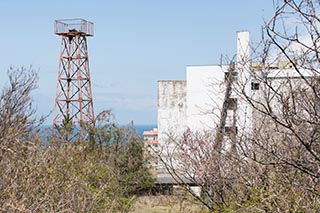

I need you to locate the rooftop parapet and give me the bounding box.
[251,61,294,71]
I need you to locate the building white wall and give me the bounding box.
[186,65,227,131]
[235,31,253,135]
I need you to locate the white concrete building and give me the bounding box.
[158,31,252,144]
[156,30,315,185]
[156,32,253,180]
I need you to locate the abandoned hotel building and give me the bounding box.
[144,31,309,178]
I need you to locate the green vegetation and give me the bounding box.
[0,67,154,212]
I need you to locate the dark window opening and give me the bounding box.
[225,98,237,110]
[251,82,260,90]
[224,126,238,134]
[224,72,238,82]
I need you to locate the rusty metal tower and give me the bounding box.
[52,18,94,140]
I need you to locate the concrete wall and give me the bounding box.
[157,80,187,176]
[186,65,227,131]
[235,31,253,135]
[157,80,187,144]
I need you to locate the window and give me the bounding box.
[251,82,260,90]
[224,72,238,82]
[225,98,237,110]
[225,110,234,127]
[224,126,238,134]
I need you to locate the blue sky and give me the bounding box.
[0,0,274,125]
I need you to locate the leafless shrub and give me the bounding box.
[159,1,320,211]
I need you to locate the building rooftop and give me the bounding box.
[143,128,158,136]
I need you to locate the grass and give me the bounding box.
[130,188,205,213]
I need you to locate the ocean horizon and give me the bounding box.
[39,124,157,138]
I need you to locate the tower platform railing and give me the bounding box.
[54,18,94,36]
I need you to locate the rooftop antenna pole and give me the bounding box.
[52,18,95,141]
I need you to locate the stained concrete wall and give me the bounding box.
[157,80,187,176]
[157,80,187,144]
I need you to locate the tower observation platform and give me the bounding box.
[54,18,94,37]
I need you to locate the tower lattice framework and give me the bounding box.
[53,19,94,140]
